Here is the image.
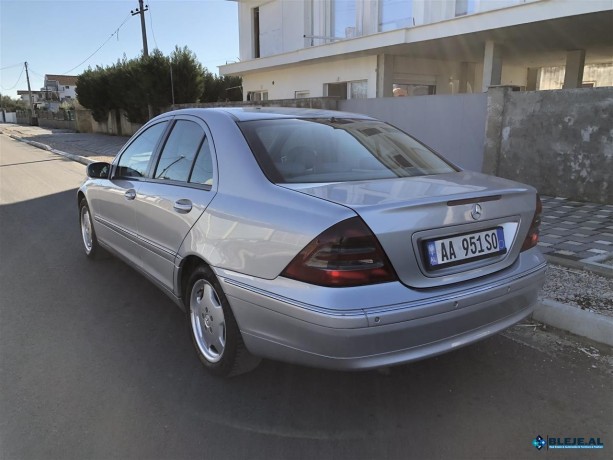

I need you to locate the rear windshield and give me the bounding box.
[238,118,457,183]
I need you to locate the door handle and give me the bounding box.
[124,189,136,200]
[173,199,192,214]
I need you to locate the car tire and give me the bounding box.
[79,198,100,259]
[186,265,261,377]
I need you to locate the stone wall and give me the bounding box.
[75,109,142,136]
[484,86,613,204]
[36,112,76,130]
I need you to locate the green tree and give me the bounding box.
[0,94,27,111]
[76,66,113,121]
[170,46,204,104]
[76,46,207,124]
[201,73,242,102]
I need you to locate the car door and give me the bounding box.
[133,116,218,292]
[93,120,170,268]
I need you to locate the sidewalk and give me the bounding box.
[2,123,612,346]
[0,124,126,164]
[539,196,613,274]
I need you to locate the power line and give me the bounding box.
[62,14,132,75]
[0,62,24,71]
[28,67,45,78]
[0,64,25,90]
[148,2,159,50]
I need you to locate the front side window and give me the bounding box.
[239,118,456,183]
[115,121,168,178]
[154,120,204,182]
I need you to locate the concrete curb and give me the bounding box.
[7,133,94,166]
[533,299,613,347]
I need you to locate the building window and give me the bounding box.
[455,0,475,17]
[379,0,413,32]
[332,0,357,38]
[248,91,268,101]
[349,80,368,99]
[325,80,368,99]
[65,85,70,89]
[253,7,260,58]
[325,82,348,99]
[393,83,436,97]
[295,91,310,99]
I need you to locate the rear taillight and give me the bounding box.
[281,217,397,287]
[521,194,542,251]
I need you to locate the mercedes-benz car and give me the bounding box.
[78,107,546,377]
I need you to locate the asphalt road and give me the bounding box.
[1,135,611,460]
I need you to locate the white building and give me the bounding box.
[43,74,78,102]
[220,0,613,101]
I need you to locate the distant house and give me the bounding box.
[43,74,78,103]
[18,74,78,111]
[17,90,45,105]
[220,0,613,101]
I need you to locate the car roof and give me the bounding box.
[165,107,375,122]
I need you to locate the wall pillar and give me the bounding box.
[482,86,514,175]
[376,54,394,98]
[459,62,476,93]
[563,49,586,89]
[482,40,503,92]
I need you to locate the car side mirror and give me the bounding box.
[87,162,110,179]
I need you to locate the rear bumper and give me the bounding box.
[218,252,547,370]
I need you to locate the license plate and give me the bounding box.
[425,227,506,269]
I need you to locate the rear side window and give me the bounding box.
[190,139,214,186]
[115,121,168,178]
[154,120,204,182]
[239,118,457,183]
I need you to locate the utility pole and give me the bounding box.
[131,1,152,119]
[131,0,149,57]
[24,62,37,126]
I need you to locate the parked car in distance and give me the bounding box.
[78,108,546,377]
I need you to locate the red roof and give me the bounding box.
[45,74,78,86]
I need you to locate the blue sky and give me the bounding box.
[0,0,239,98]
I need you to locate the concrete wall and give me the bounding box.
[37,118,76,130]
[339,93,488,171]
[169,97,339,111]
[1,112,17,123]
[75,109,142,136]
[484,86,613,204]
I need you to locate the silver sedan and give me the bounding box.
[78,108,546,377]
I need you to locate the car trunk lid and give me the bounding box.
[281,171,538,288]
